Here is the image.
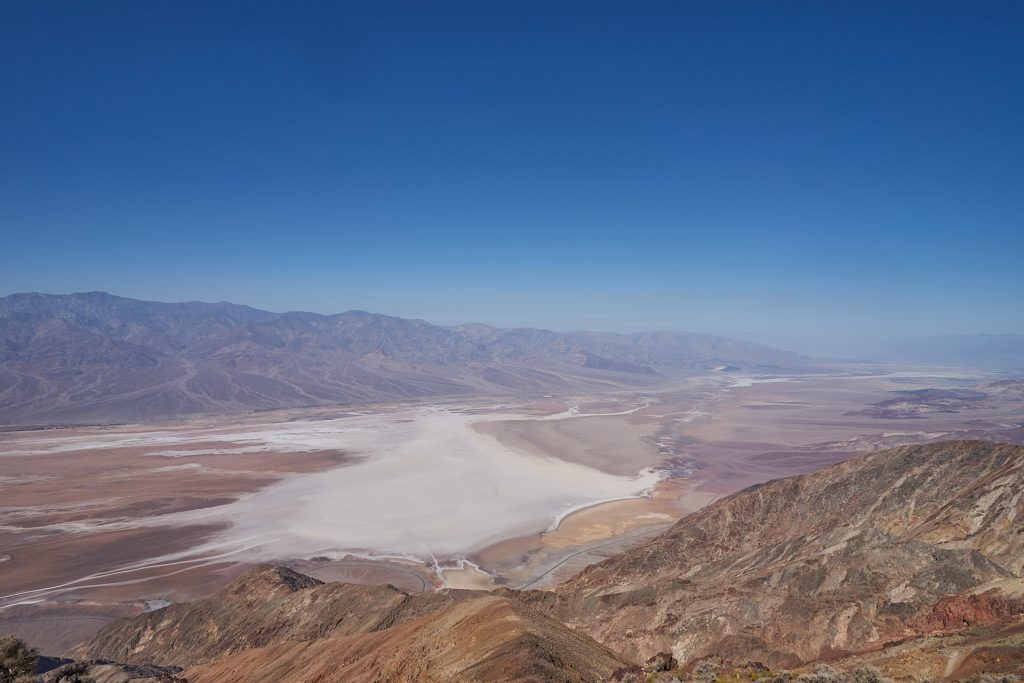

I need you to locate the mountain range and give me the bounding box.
[0,292,805,425]
[60,440,1024,681]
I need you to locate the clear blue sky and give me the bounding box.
[1,1,1021,352]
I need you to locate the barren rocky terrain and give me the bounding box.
[53,440,1024,682]
[4,369,1022,662]
[544,441,1024,668]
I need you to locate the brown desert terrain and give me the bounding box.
[54,440,1024,682]
[4,369,1022,660]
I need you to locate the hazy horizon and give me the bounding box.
[2,2,1021,354]
[5,288,1024,358]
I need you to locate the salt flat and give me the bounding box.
[0,399,662,611]
[175,406,660,562]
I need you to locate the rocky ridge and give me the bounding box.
[544,441,1024,667]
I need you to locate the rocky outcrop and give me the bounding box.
[184,595,630,683]
[71,566,482,667]
[543,441,1024,668]
[913,589,1024,633]
[827,617,1024,681]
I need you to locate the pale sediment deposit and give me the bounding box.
[184,406,660,562]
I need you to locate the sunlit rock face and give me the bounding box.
[545,440,1024,668]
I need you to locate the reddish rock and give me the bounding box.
[914,589,1024,633]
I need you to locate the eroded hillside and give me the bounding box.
[542,441,1024,669]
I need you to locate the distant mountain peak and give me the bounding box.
[0,292,807,425]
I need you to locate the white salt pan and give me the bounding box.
[182,407,659,562]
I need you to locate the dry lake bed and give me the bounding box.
[2,365,1022,652]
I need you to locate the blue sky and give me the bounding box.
[1,1,1021,352]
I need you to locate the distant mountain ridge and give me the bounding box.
[0,292,805,424]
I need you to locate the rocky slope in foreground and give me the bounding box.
[185,595,630,683]
[70,567,629,682]
[543,440,1024,671]
[66,441,1024,681]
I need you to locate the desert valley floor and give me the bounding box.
[2,365,1023,654]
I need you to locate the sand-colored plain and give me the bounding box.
[473,413,661,476]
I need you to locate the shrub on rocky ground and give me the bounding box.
[795,664,894,683]
[0,635,37,683]
[47,662,94,683]
[691,660,720,681]
[851,667,892,683]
